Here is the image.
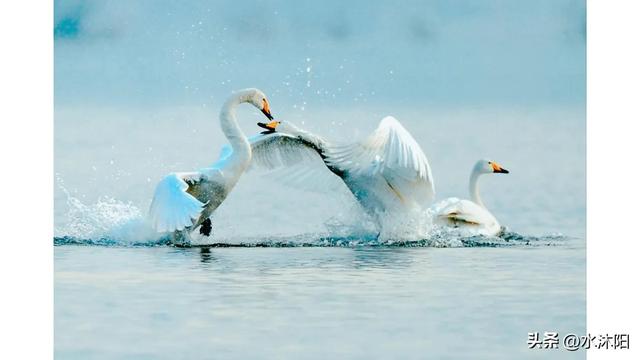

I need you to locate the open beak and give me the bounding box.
[491,162,509,174]
[257,120,279,134]
[261,99,274,120]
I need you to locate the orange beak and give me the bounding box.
[264,120,278,129]
[257,120,279,134]
[261,99,273,120]
[491,162,509,174]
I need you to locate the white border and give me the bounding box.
[1,1,639,359]
[588,0,639,359]
[0,1,53,359]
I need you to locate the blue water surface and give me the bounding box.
[55,239,585,359]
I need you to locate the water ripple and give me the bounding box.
[54,230,570,249]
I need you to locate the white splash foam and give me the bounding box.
[56,182,160,244]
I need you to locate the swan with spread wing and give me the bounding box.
[148,88,278,244]
[253,117,435,225]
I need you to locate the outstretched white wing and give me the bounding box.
[326,116,435,204]
[247,133,324,170]
[248,132,346,193]
[148,172,206,232]
[214,133,322,170]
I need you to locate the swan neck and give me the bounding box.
[219,95,250,160]
[469,171,485,208]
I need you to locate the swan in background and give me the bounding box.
[148,88,275,244]
[254,117,435,227]
[433,159,509,236]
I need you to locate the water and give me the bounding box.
[54,0,585,358]
[56,244,584,360]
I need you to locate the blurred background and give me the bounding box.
[54,0,585,240]
[55,0,585,107]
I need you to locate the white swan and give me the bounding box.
[253,117,435,226]
[148,88,275,244]
[432,159,509,236]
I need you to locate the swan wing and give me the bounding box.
[248,132,347,193]
[148,172,206,233]
[326,116,435,204]
[213,133,322,170]
[436,199,497,227]
[210,133,343,193]
[248,132,324,170]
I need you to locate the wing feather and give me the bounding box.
[436,199,497,226]
[325,116,435,204]
[247,133,348,193]
[247,133,324,170]
[148,172,205,233]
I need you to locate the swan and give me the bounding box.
[148,88,276,244]
[432,159,509,236]
[253,117,435,226]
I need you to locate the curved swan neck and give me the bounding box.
[219,93,251,160]
[469,170,485,208]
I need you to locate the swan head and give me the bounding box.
[235,88,274,120]
[474,159,509,175]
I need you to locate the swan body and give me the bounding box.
[433,159,509,236]
[254,116,435,225]
[148,88,274,243]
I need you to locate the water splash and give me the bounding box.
[54,220,569,249]
[54,179,570,248]
[55,180,161,245]
[377,207,436,242]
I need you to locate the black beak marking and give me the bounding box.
[261,109,274,120]
[257,122,275,134]
[495,168,509,174]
